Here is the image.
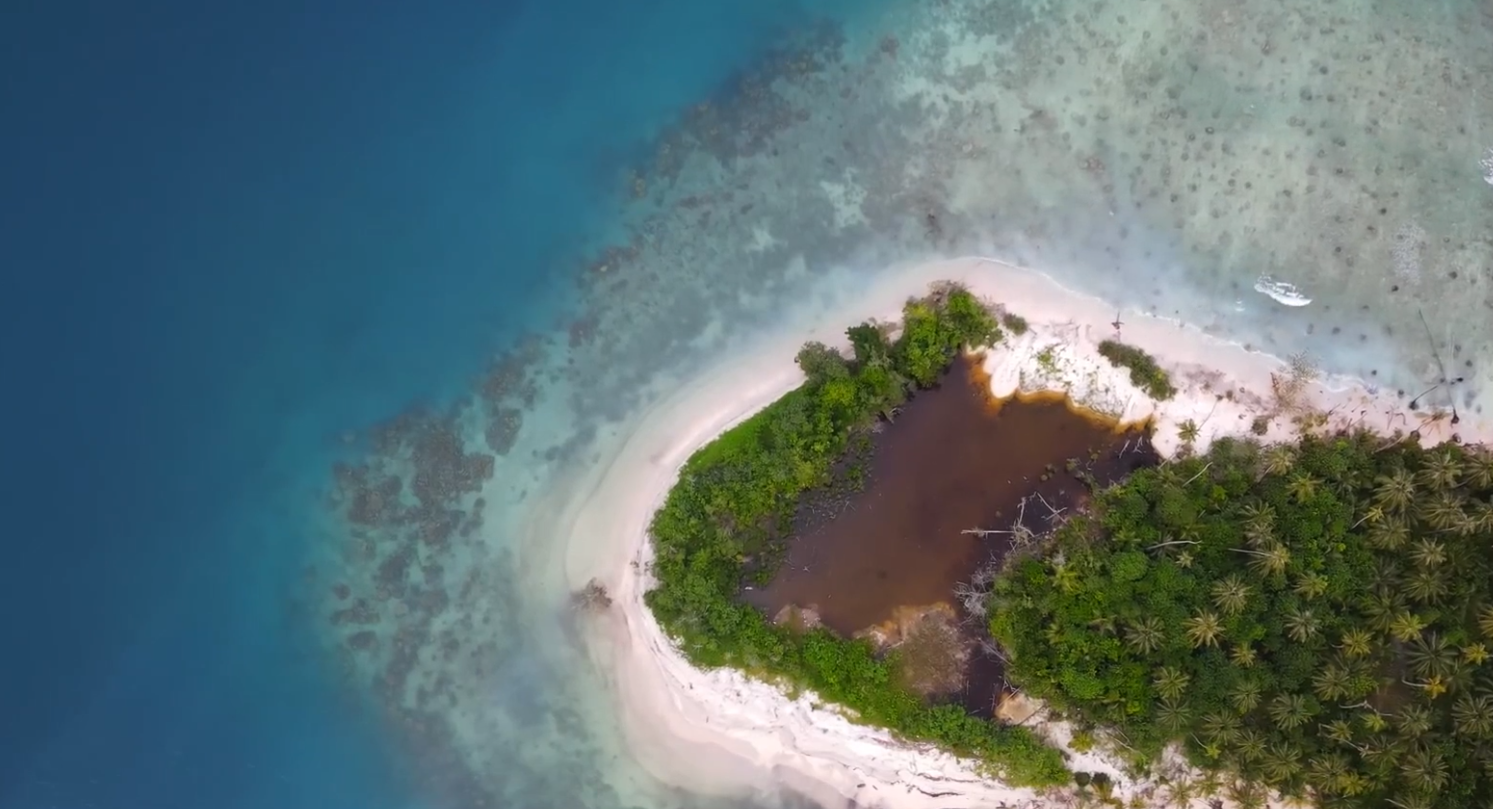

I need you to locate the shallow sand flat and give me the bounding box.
[556,256,1491,809]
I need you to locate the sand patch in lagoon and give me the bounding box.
[556,256,1487,809]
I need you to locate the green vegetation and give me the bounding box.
[1097,339,1176,400]
[645,284,1070,786]
[1000,310,1030,336]
[989,430,1493,808]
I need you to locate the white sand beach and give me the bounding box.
[561,256,1492,809]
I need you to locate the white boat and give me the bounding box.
[1254,274,1313,307]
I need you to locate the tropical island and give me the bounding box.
[630,271,1493,809]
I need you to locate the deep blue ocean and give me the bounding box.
[0,2,884,807]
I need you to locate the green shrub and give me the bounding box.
[1096,340,1176,400]
[1000,311,1030,336]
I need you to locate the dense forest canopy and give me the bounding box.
[989,430,1493,809]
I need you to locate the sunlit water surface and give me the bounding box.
[4,0,1491,808]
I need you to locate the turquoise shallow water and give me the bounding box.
[3,0,1491,808]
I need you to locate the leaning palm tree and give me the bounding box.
[1267,693,1314,730]
[1212,575,1252,616]
[1374,467,1418,514]
[1320,718,1355,746]
[1284,604,1322,643]
[1418,449,1463,491]
[1154,666,1192,701]
[1125,616,1166,654]
[1236,542,1292,577]
[1185,611,1225,648]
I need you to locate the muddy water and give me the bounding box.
[745,356,1156,712]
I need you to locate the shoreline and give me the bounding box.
[569,256,1491,809]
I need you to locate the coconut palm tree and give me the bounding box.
[1321,718,1355,746]
[1390,611,1429,642]
[1237,543,1292,577]
[1284,604,1322,643]
[1420,491,1466,531]
[1200,711,1241,746]
[1338,628,1375,658]
[1409,538,1447,568]
[1260,741,1304,782]
[1185,611,1225,648]
[1467,450,1493,490]
[1155,698,1189,738]
[1239,502,1276,547]
[1468,500,1493,534]
[1154,666,1191,701]
[1405,567,1448,604]
[1125,616,1165,654]
[1367,558,1405,594]
[1408,632,1458,680]
[1230,642,1258,669]
[1418,449,1462,491]
[1400,745,1449,793]
[1366,517,1410,551]
[1352,503,1385,529]
[1286,473,1322,503]
[1362,592,1404,634]
[1229,679,1263,714]
[1294,571,1329,600]
[1450,508,1483,538]
[1394,704,1435,739]
[1267,693,1314,730]
[1479,606,1493,640]
[1234,728,1268,763]
[1260,445,1296,478]
[1313,663,1353,701]
[1374,467,1417,514]
[1308,752,1351,792]
[1453,693,1493,738]
[1386,793,1436,809]
[1178,419,1200,444]
[1211,575,1252,616]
